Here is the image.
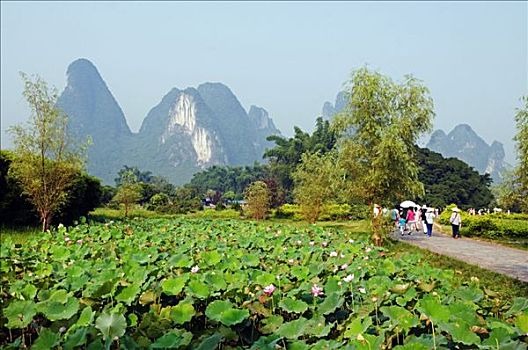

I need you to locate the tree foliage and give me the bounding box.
[334,67,435,207]
[8,73,86,231]
[0,150,101,227]
[243,181,270,220]
[112,170,142,217]
[264,117,337,198]
[333,67,435,246]
[292,152,342,223]
[513,96,528,211]
[414,147,493,210]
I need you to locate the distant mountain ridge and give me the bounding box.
[321,91,508,183]
[58,58,281,185]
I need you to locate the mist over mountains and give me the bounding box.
[57,59,280,185]
[322,92,508,183]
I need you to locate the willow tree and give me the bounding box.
[333,67,435,245]
[8,73,85,231]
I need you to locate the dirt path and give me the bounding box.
[391,227,528,283]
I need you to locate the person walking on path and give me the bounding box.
[421,205,427,235]
[425,208,435,238]
[449,207,462,239]
[406,207,417,234]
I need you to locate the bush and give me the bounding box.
[273,203,370,221]
[188,208,241,219]
[459,216,528,239]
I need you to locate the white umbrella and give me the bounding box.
[400,200,417,208]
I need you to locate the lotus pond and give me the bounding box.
[1,218,527,349]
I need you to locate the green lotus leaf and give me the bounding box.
[39,296,80,321]
[76,305,94,327]
[440,321,481,345]
[506,297,528,317]
[4,300,35,329]
[291,266,309,280]
[307,316,333,337]
[351,333,384,350]
[455,286,484,303]
[308,263,324,277]
[416,296,449,323]
[188,280,210,299]
[380,306,419,331]
[63,327,88,350]
[51,246,70,261]
[382,259,396,275]
[249,335,281,350]
[205,300,233,322]
[171,302,195,325]
[150,329,193,349]
[116,285,141,305]
[131,251,151,264]
[195,333,223,350]
[128,314,138,327]
[343,316,372,339]
[310,339,343,349]
[447,301,478,325]
[168,254,193,268]
[202,251,222,266]
[95,311,127,339]
[276,317,308,339]
[482,327,516,347]
[516,312,528,334]
[241,254,259,267]
[161,276,188,296]
[317,293,343,315]
[205,272,227,291]
[324,278,342,295]
[260,315,284,334]
[32,328,59,350]
[219,308,249,326]
[393,343,429,350]
[279,298,309,314]
[255,272,276,286]
[48,289,69,303]
[22,284,38,301]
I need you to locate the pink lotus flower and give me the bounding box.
[365,247,372,253]
[358,287,366,294]
[296,240,302,245]
[263,284,276,296]
[322,241,328,247]
[309,241,315,246]
[349,239,354,243]
[340,253,345,258]
[76,239,83,245]
[311,284,324,297]
[288,259,295,264]
[191,266,200,273]
[343,274,354,282]
[64,237,71,242]
[329,251,338,257]
[341,263,349,270]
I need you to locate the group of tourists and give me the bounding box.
[386,204,464,239]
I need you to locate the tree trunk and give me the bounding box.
[41,211,52,232]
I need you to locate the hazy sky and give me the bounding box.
[1,1,526,163]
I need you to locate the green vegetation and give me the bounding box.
[8,73,87,231]
[243,181,270,220]
[514,96,528,212]
[2,218,527,349]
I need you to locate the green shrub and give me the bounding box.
[188,208,241,219]
[273,203,370,221]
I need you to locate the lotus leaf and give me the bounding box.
[255,271,276,286]
[171,302,195,324]
[139,290,157,305]
[506,297,528,317]
[317,293,344,315]
[307,316,333,337]
[343,317,372,339]
[31,328,59,350]
[219,308,250,326]
[439,320,481,345]
[380,306,419,331]
[516,312,528,334]
[280,298,309,314]
[249,335,281,350]
[205,300,233,322]
[168,254,193,268]
[260,315,284,334]
[455,286,484,303]
[4,300,36,329]
[276,317,308,339]
[161,276,188,296]
[63,327,88,350]
[188,280,210,299]
[95,311,127,339]
[38,296,79,321]
[150,329,193,349]
[76,305,94,327]
[416,296,449,323]
[195,333,223,350]
[116,285,141,305]
[202,251,222,266]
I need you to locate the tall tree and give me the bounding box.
[292,151,342,223]
[334,67,435,245]
[112,170,142,217]
[514,96,528,211]
[244,181,270,220]
[8,73,85,231]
